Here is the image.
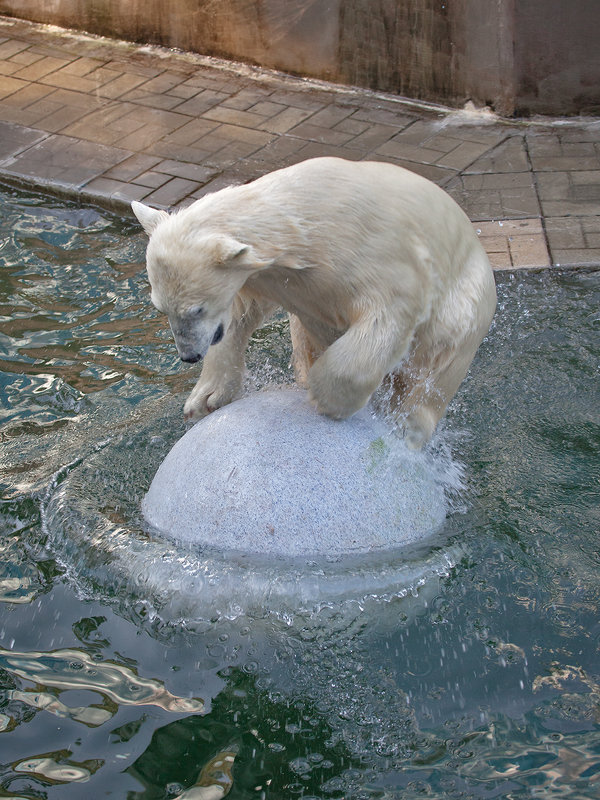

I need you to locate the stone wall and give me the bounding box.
[0,0,598,116]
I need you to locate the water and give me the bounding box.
[0,189,599,799]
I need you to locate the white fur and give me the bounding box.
[133,157,496,447]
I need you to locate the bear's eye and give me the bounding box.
[188,305,204,317]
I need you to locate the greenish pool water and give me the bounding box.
[0,190,599,799]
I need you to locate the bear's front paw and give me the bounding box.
[308,367,372,420]
[183,379,239,422]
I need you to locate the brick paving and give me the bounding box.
[1,16,599,269]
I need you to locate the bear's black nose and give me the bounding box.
[181,353,202,363]
[211,323,224,346]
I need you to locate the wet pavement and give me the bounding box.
[1,15,599,270]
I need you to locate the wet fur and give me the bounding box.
[133,157,496,448]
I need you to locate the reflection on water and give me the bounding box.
[172,745,238,799]
[0,190,599,798]
[7,688,113,727]
[13,753,100,784]
[0,647,204,714]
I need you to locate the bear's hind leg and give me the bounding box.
[289,314,323,388]
[390,327,488,448]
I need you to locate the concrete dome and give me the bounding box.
[142,388,447,557]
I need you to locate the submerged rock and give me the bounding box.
[142,388,446,557]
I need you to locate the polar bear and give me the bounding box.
[132,157,496,448]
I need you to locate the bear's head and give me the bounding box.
[132,201,270,362]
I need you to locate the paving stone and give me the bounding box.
[551,248,600,266]
[475,232,512,269]
[343,122,398,152]
[61,105,141,144]
[333,116,371,136]
[537,170,600,208]
[287,121,355,146]
[201,105,271,129]
[581,216,600,242]
[173,90,230,116]
[167,83,203,100]
[545,216,600,265]
[545,217,586,250]
[26,44,73,61]
[256,106,315,134]
[131,170,171,189]
[0,74,28,98]
[435,141,492,170]
[60,56,107,77]
[203,139,271,168]
[475,219,550,269]
[221,87,274,110]
[43,87,104,110]
[9,50,45,67]
[350,105,417,127]
[154,159,218,183]
[461,172,536,190]
[374,157,455,185]
[0,81,55,108]
[82,176,154,209]
[115,125,172,150]
[267,90,328,112]
[411,132,467,153]
[555,127,600,144]
[161,117,219,146]
[448,190,522,220]
[191,173,246,199]
[144,140,213,164]
[0,104,47,126]
[119,89,184,110]
[507,228,550,268]
[390,126,494,164]
[137,73,184,95]
[103,153,162,181]
[306,104,355,128]
[380,119,435,145]
[540,196,600,217]
[32,103,89,133]
[13,56,71,81]
[526,133,559,158]
[247,100,287,118]
[39,70,107,94]
[197,123,274,148]
[0,119,46,160]
[1,134,132,187]
[447,172,541,220]
[97,72,149,99]
[291,141,364,164]
[102,59,163,79]
[0,40,30,60]
[0,59,20,76]
[142,176,202,208]
[246,134,312,167]
[119,105,190,132]
[529,153,600,171]
[464,135,530,173]
[374,139,448,165]
[438,125,507,146]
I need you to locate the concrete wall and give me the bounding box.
[514,0,600,115]
[1,0,598,116]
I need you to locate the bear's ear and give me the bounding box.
[131,201,169,236]
[212,235,272,271]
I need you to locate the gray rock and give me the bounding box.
[142,388,446,556]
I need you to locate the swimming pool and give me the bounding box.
[1,190,598,798]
